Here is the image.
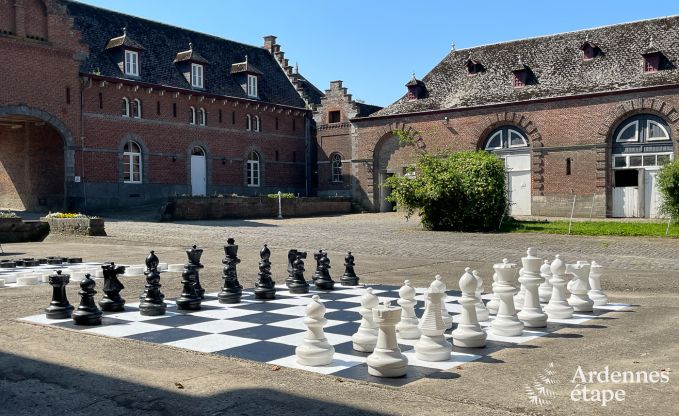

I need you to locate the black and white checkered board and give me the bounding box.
[20,284,630,386]
[0,262,158,288]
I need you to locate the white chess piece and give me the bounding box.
[352,287,379,352]
[490,259,524,336]
[295,295,334,366]
[396,280,420,339]
[415,287,452,361]
[567,261,594,312]
[430,275,453,329]
[452,268,487,348]
[588,261,608,306]
[472,270,490,322]
[513,268,526,311]
[367,300,408,377]
[538,259,553,303]
[544,255,574,319]
[517,248,548,328]
[486,272,501,315]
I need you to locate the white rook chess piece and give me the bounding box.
[367,300,408,377]
[472,270,489,322]
[588,261,608,306]
[517,248,548,328]
[352,287,379,352]
[430,275,453,330]
[295,295,334,366]
[538,259,553,303]
[514,268,526,311]
[490,259,524,337]
[567,261,594,312]
[396,280,421,339]
[452,268,487,348]
[544,255,574,319]
[415,287,452,361]
[486,272,501,315]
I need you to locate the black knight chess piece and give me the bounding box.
[254,244,276,300]
[176,247,202,311]
[99,262,126,312]
[139,251,166,316]
[340,251,360,286]
[312,250,323,282]
[287,250,310,294]
[187,244,205,299]
[218,238,243,304]
[314,251,335,291]
[45,270,74,319]
[72,273,102,325]
[286,249,298,287]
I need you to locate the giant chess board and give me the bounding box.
[20,284,630,386]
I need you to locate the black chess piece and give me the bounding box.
[340,251,360,286]
[139,251,166,316]
[218,238,243,303]
[286,249,298,287]
[99,262,126,312]
[314,250,335,291]
[176,247,202,311]
[312,250,323,282]
[45,270,74,319]
[187,244,205,299]
[72,273,102,325]
[254,244,276,300]
[287,250,309,294]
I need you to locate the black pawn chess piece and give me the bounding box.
[287,250,310,294]
[254,244,276,300]
[45,270,74,319]
[139,251,166,316]
[286,249,298,287]
[72,273,102,325]
[340,251,360,286]
[312,250,323,282]
[314,251,335,291]
[218,238,243,304]
[187,244,205,299]
[99,262,126,312]
[176,247,202,311]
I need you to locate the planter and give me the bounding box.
[41,217,107,237]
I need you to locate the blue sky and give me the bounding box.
[77,0,679,107]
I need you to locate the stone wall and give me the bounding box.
[41,217,107,236]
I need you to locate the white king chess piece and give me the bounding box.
[415,286,452,361]
[538,259,553,303]
[490,258,524,337]
[396,280,421,339]
[517,248,548,328]
[544,255,574,319]
[295,295,335,366]
[472,270,490,322]
[352,287,379,352]
[588,261,608,306]
[452,268,487,348]
[366,300,408,377]
[566,261,594,312]
[430,275,453,330]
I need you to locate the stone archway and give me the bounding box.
[372,130,419,212]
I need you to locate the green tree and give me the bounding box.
[657,159,679,221]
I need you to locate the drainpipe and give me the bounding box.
[80,76,88,212]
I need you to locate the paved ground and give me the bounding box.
[0,213,677,415]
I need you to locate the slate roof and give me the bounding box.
[371,15,679,118]
[290,72,324,106]
[60,0,306,108]
[355,102,382,117]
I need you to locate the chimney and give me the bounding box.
[263,35,277,52]
[330,80,343,89]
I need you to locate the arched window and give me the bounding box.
[132,99,142,119]
[123,140,142,183]
[331,153,342,182]
[484,126,529,150]
[246,151,260,187]
[612,114,673,169]
[615,115,670,143]
[189,106,196,125]
[191,146,205,156]
[121,97,130,117]
[198,108,206,126]
[254,115,261,132]
[246,114,252,131]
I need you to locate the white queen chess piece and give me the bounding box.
[588,261,609,306]
[490,259,524,337]
[352,287,379,352]
[415,286,452,361]
[517,248,548,328]
[396,280,421,339]
[295,295,334,366]
[366,300,408,377]
[544,255,574,319]
[538,259,553,303]
[430,275,453,329]
[472,270,490,322]
[452,268,487,348]
[567,261,594,312]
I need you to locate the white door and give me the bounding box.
[644,170,660,218]
[505,154,531,216]
[191,155,206,196]
[612,187,639,217]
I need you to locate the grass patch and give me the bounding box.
[501,218,679,237]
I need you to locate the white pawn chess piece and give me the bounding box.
[430,275,453,330]
[472,270,490,322]
[567,261,594,312]
[517,248,548,328]
[486,272,501,315]
[295,295,335,366]
[396,280,421,339]
[452,268,487,348]
[367,300,408,377]
[415,288,452,361]
[538,259,553,303]
[544,255,574,319]
[588,261,609,306]
[490,259,524,336]
[352,287,379,352]
[513,268,526,311]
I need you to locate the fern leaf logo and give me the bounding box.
[526,362,559,406]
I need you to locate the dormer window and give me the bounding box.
[247,75,258,98]
[513,70,528,88]
[465,57,484,75]
[231,55,263,98]
[125,50,139,76]
[175,43,209,89]
[106,28,144,78]
[191,63,204,88]
[405,73,426,101]
[644,53,660,73]
[579,39,601,61]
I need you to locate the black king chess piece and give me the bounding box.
[139,250,167,316]
[176,246,202,311]
[287,250,310,294]
[99,262,126,312]
[72,273,102,325]
[45,270,74,319]
[312,250,323,282]
[254,244,276,300]
[314,250,335,291]
[218,238,243,304]
[340,251,360,286]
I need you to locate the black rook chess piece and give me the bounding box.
[314,250,335,291]
[72,273,102,325]
[254,244,276,300]
[139,250,166,316]
[176,247,202,311]
[340,251,360,286]
[218,238,243,303]
[99,262,126,312]
[187,244,205,299]
[45,270,74,319]
[287,250,310,294]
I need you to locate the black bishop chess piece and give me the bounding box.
[99,262,126,312]
[187,244,205,299]
[287,250,310,294]
[176,247,202,311]
[45,270,74,319]
[312,250,323,283]
[314,250,335,291]
[139,250,166,316]
[72,273,102,325]
[340,251,360,286]
[218,238,243,304]
[254,244,276,300]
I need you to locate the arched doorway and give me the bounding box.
[373,134,418,212]
[190,146,207,196]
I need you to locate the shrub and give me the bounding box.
[0,211,18,218]
[267,193,296,199]
[385,151,507,231]
[657,160,679,221]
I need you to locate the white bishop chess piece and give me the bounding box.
[295,295,335,366]
[567,261,594,312]
[415,285,452,361]
[430,275,453,330]
[396,280,421,339]
[544,255,574,319]
[366,300,408,377]
[486,272,501,315]
[452,268,487,348]
[472,270,490,322]
[538,259,553,303]
[517,248,548,328]
[490,259,524,337]
[352,287,379,352]
[588,261,608,306]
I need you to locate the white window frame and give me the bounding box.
[611,152,673,169]
[646,120,670,142]
[246,151,260,187]
[246,114,252,131]
[247,74,258,98]
[132,99,142,119]
[254,115,260,132]
[121,97,130,117]
[616,120,639,143]
[124,50,139,77]
[484,130,503,150]
[123,141,142,184]
[191,63,204,88]
[508,129,528,148]
[189,106,196,125]
[198,108,206,126]
[331,153,343,183]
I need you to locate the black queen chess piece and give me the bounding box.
[218,238,243,304]
[314,250,335,291]
[99,262,126,312]
[176,246,202,311]
[287,250,310,294]
[340,251,360,286]
[187,244,205,299]
[139,251,166,316]
[72,273,102,325]
[254,244,276,300]
[45,270,74,319]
